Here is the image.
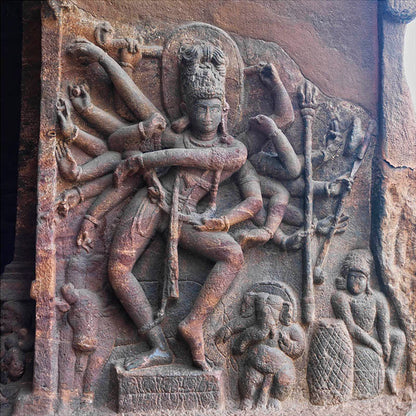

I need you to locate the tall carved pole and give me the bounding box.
[298,81,319,324]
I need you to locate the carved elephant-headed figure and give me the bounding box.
[216,281,305,411]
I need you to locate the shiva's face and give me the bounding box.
[187,98,222,137]
[347,269,368,295]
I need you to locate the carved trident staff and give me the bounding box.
[298,81,319,324]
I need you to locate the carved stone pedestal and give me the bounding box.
[115,363,225,413]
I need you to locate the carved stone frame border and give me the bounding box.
[26,3,62,413]
[8,1,416,414]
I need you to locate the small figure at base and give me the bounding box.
[331,249,406,396]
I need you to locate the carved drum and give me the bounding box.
[307,318,354,405]
[353,344,385,399]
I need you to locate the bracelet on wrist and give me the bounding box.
[74,186,84,203]
[263,226,274,239]
[137,121,146,139]
[136,153,145,170]
[221,216,231,232]
[98,54,105,66]
[120,61,135,71]
[269,128,282,138]
[79,105,94,116]
[67,126,79,144]
[84,214,99,227]
[75,166,82,182]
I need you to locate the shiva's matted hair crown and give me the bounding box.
[179,42,226,104]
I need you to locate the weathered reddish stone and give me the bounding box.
[1,1,415,415]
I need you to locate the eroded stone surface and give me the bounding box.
[1,1,415,415]
[116,363,225,412]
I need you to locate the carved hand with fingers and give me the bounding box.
[142,113,167,138]
[119,37,143,67]
[143,171,165,203]
[315,214,349,236]
[55,141,81,181]
[322,115,344,162]
[258,62,281,89]
[66,38,106,66]
[282,229,309,251]
[69,83,92,114]
[194,217,227,232]
[76,219,96,252]
[56,97,76,142]
[249,114,278,137]
[326,116,342,142]
[113,155,143,187]
[56,188,82,217]
[327,174,354,197]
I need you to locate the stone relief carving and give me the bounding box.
[54,243,123,414]
[331,249,406,398]
[216,282,305,411]
[48,19,402,413]
[307,249,407,405]
[307,318,354,405]
[10,5,413,414]
[0,302,34,407]
[57,282,101,410]
[63,36,258,376]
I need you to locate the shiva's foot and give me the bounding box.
[124,347,173,371]
[178,319,211,371]
[236,228,272,250]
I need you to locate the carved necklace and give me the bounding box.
[182,131,222,217]
[184,131,220,148]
